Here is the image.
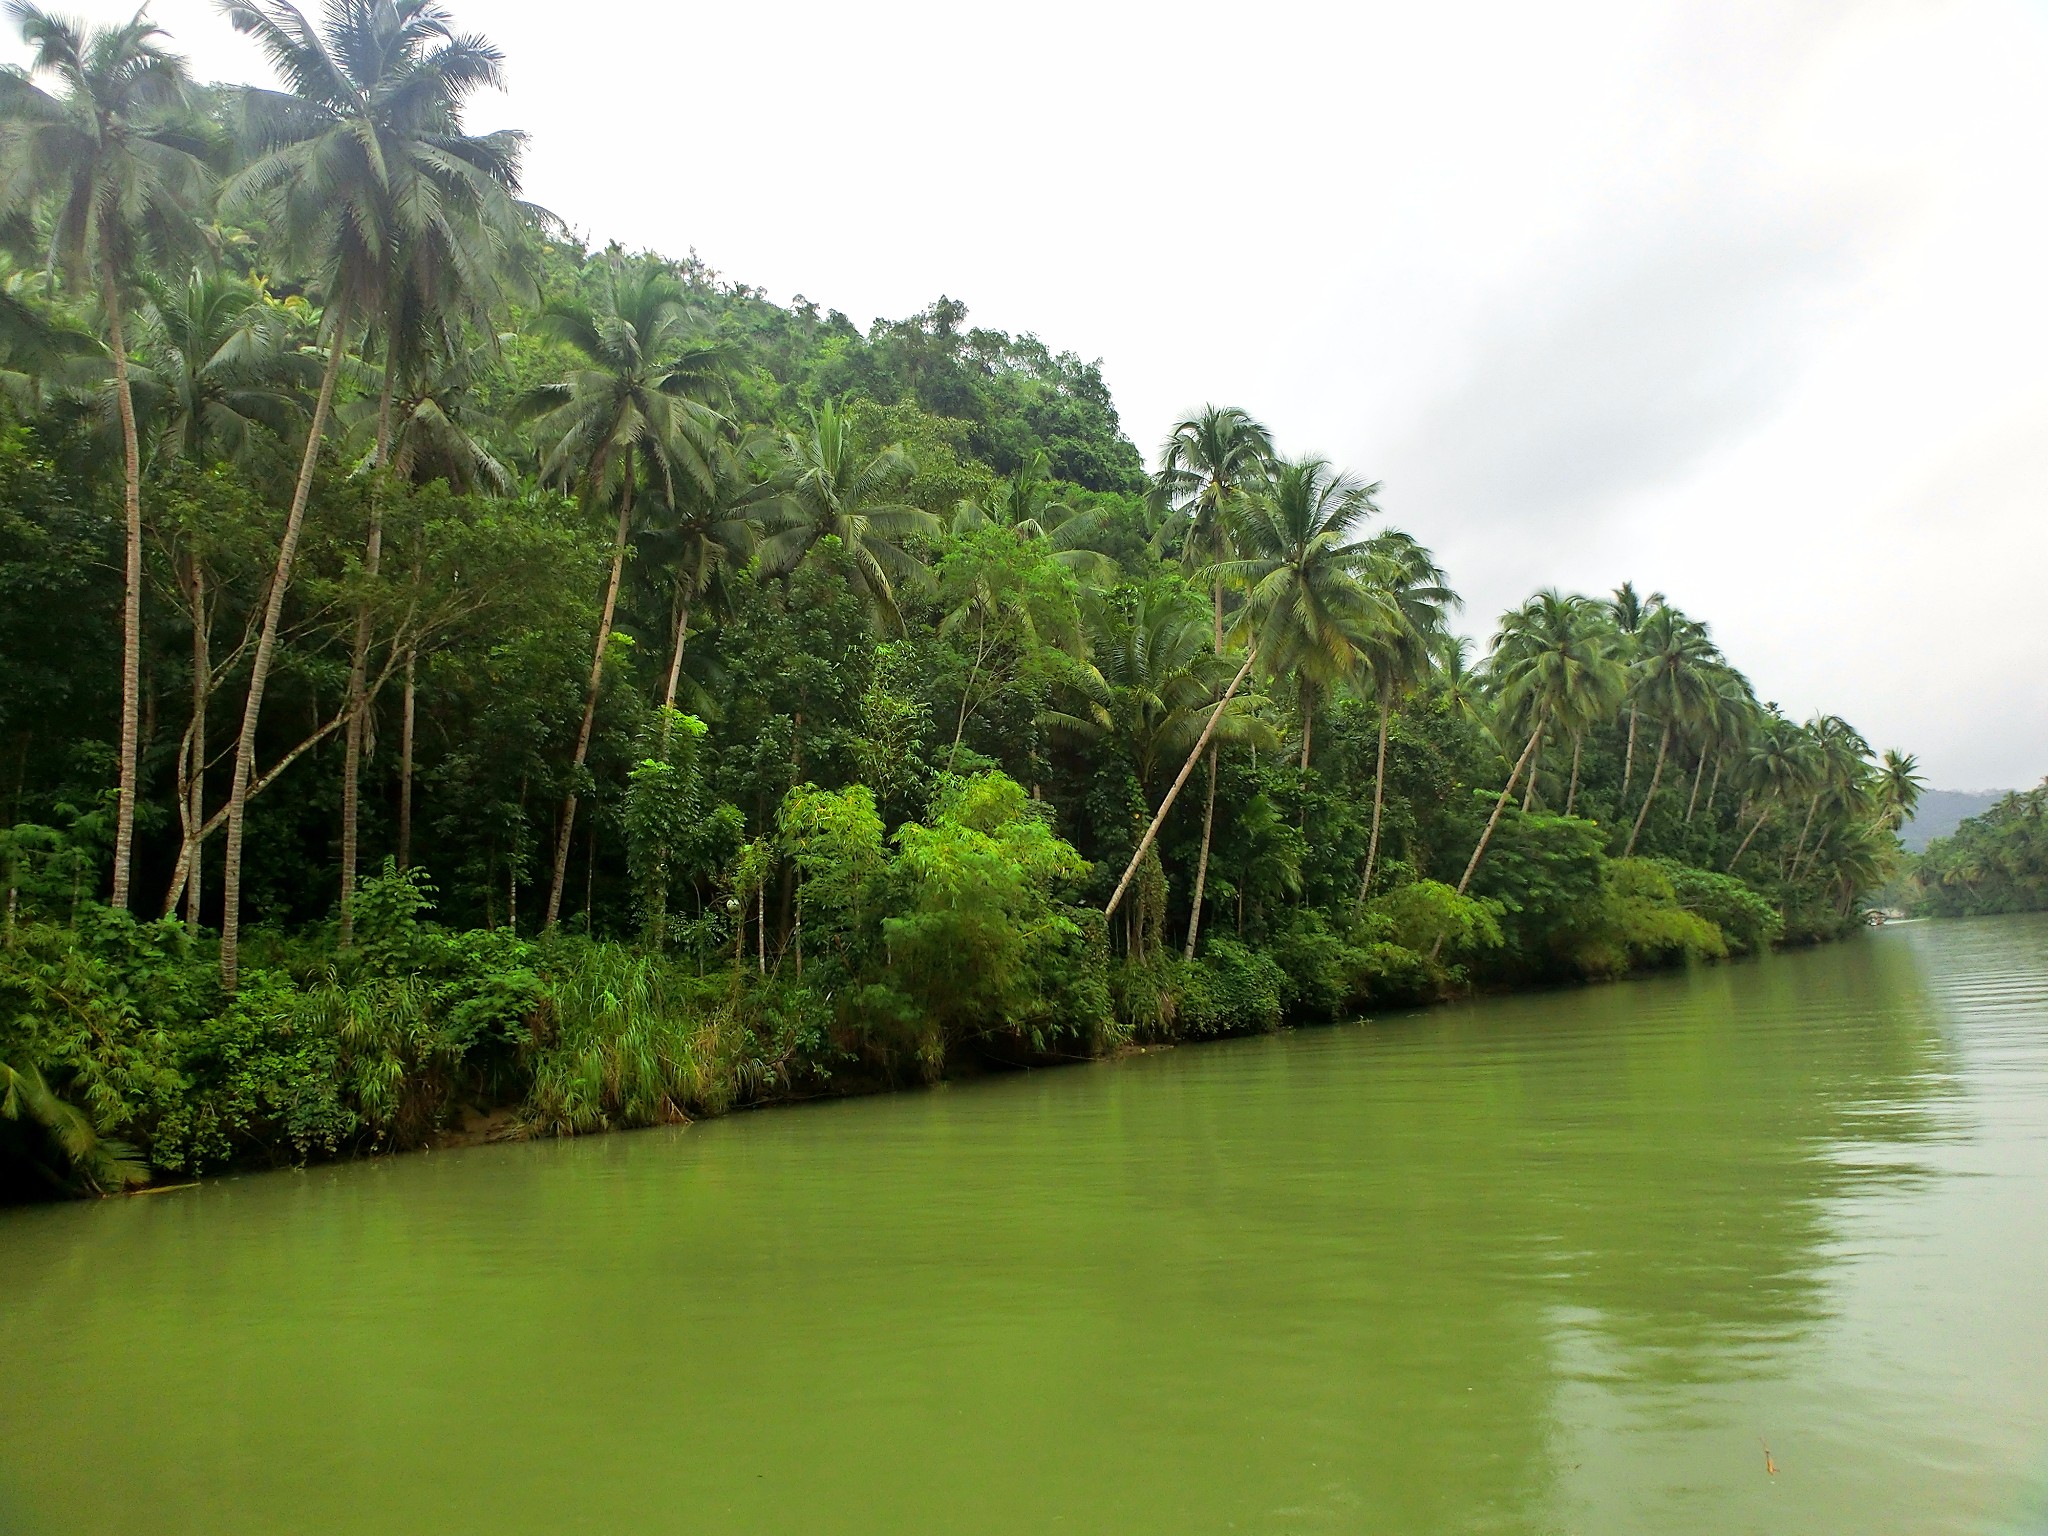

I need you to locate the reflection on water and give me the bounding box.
[2,916,2046,1535]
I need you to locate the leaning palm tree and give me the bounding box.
[1621,606,1721,856]
[1150,406,1273,956]
[0,3,212,912]
[1456,591,1624,900]
[220,0,532,956]
[1355,529,1454,900]
[1052,589,1275,937]
[1726,713,1818,872]
[757,399,941,626]
[517,252,731,929]
[1874,749,1925,834]
[1787,714,1872,881]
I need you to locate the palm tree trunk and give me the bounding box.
[1685,749,1707,823]
[1454,722,1543,898]
[102,255,142,913]
[1621,704,1639,804]
[338,329,404,944]
[1359,699,1392,901]
[949,619,988,770]
[397,648,416,870]
[1299,695,1314,774]
[1184,744,1219,958]
[1565,734,1583,817]
[662,587,691,712]
[1787,793,1823,881]
[1104,646,1256,919]
[545,446,631,929]
[1727,791,1778,871]
[1433,721,1547,961]
[337,503,385,946]
[1623,722,1671,856]
[184,558,208,935]
[221,290,353,991]
[1522,728,1543,811]
[1705,758,1723,822]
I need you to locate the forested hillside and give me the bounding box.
[0,2,1918,1197]
[1909,783,2048,916]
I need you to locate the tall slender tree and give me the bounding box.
[1153,406,1271,955]
[221,0,529,946]
[517,253,729,929]
[1456,591,1624,901]
[1621,606,1720,856]
[0,4,211,910]
[1355,529,1453,901]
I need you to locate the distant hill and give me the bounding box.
[1901,789,2010,852]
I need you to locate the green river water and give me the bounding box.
[4,914,2048,1534]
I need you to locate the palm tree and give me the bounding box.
[642,428,769,715]
[0,4,211,912]
[1685,665,1756,825]
[1456,591,1624,900]
[1356,529,1453,900]
[135,267,312,469]
[134,266,313,934]
[220,0,530,953]
[1726,714,1818,872]
[1875,749,1925,833]
[758,399,940,625]
[1153,405,1273,649]
[1607,581,1664,807]
[1787,714,1871,881]
[1063,591,1274,933]
[1151,407,1273,957]
[1621,606,1720,856]
[518,252,731,928]
[952,449,1118,584]
[1214,456,1390,774]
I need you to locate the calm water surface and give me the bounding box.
[5,915,2048,1534]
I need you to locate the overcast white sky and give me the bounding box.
[17,0,2048,787]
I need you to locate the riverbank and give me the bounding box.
[1,846,1831,1200]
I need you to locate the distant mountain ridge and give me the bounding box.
[1901,789,2011,852]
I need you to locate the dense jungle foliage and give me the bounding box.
[1907,781,2048,916]
[0,1,1921,1197]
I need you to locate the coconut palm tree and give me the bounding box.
[517,253,732,928]
[1875,749,1925,833]
[1786,714,1872,880]
[1621,606,1721,856]
[1056,589,1275,932]
[1356,529,1454,900]
[1726,713,1818,872]
[1153,405,1273,648]
[1456,591,1624,899]
[641,428,770,715]
[1607,580,1664,806]
[952,449,1117,584]
[0,3,211,912]
[220,0,532,952]
[757,399,940,626]
[135,266,312,469]
[1215,456,1391,773]
[132,265,313,934]
[1149,408,1274,955]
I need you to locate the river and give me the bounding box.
[3,914,2047,1534]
